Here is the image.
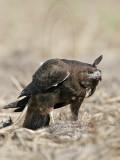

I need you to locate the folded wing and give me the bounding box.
[33,60,70,91]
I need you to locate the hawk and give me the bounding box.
[3,55,103,130]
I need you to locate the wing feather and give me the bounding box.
[33,59,69,91]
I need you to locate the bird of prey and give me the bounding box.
[3,55,103,130]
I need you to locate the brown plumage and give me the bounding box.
[3,55,103,130]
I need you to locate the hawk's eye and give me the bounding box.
[88,71,93,74]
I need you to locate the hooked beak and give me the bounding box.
[90,71,102,81]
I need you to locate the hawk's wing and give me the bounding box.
[33,60,70,91]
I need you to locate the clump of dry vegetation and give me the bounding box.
[0,85,120,160]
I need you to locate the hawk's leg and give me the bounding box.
[23,94,56,130]
[23,107,50,130]
[70,99,84,121]
[23,102,51,130]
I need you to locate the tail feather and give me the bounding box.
[3,82,37,112]
[18,82,37,98]
[3,97,30,112]
[4,101,18,109]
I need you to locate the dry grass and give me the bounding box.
[0,97,120,160]
[0,0,120,159]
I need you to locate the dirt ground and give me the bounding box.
[0,0,120,160]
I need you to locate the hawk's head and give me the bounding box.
[79,55,103,88]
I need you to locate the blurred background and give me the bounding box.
[0,0,120,103]
[0,1,120,160]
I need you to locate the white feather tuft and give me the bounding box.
[40,62,44,66]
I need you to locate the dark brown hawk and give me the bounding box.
[3,55,103,130]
